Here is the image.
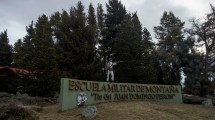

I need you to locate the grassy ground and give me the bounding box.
[37,101,215,120]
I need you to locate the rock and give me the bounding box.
[202,99,213,107]
[82,106,97,119]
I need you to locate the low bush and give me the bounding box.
[183,95,205,104]
[183,94,215,105]
[0,104,38,120]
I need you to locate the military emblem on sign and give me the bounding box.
[77,92,87,106]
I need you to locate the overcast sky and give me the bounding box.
[0,0,215,45]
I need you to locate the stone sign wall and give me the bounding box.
[59,78,182,111]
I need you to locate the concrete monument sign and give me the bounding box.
[59,78,182,111]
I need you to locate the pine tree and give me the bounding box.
[85,3,104,81]
[72,2,90,79]
[183,51,205,95]
[32,15,59,96]
[97,3,108,75]
[51,10,74,77]
[12,22,38,95]
[13,39,24,68]
[0,30,12,66]
[97,3,105,42]
[142,28,162,84]
[73,1,87,63]
[113,13,144,83]
[21,21,35,70]
[154,11,185,85]
[104,0,127,55]
[187,4,215,96]
[86,3,97,63]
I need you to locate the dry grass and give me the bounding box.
[38,101,215,120]
[0,103,38,120]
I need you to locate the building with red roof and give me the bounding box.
[0,66,31,93]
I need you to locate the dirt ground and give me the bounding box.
[38,101,215,120]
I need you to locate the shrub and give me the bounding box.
[0,104,38,120]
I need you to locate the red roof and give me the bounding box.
[0,66,30,76]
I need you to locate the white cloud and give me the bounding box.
[169,0,215,18]
[5,20,26,43]
[121,0,146,11]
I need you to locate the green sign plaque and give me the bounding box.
[59,78,182,111]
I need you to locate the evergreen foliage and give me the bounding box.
[104,0,126,55]
[13,39,23,68]
[142,28,162,84]
[154,11,185,85]
[111,10,161,84]
[186,4,215,96]
[0,30,12,66]
[97,3,108,75]
[31,14,59,96]
[13,22,35,69]
[97,3,105,41]
[113,13,144,83]
[52,10,73,78]
[183,51,205,95]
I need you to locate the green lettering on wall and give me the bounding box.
[59,78,182,111]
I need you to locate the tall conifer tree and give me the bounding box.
[51,10,74,77]
[142,28,161,84]
[187,4,215,96]
[104,0,126,55]
[0,30,12,66]
[154,11,185,85]
[97,3,107,73]
[87,3,97,62]
[13,39,23,68]
[32,15,59,96]
[113,13,143,83]
[22,22,35,69]
[97,3,105,42]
